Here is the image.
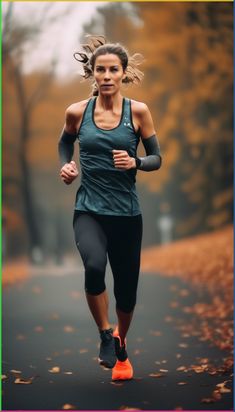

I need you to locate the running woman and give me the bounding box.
[58,36,162,381]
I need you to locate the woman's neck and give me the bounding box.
[96,93,123,111]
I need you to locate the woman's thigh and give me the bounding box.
[107,214,143,279]
[73,211,108,268]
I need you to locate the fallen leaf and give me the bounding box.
[178,382,188,385]
[179,289,189,297]
[197,357,209,364]
[193,366,206,373]
[149,373,164,378]
[79,349,88,354]
[208,369,217,375]
[177,366,188,372]
[16,334,26,341]
[216,380,229,388]
[170,301,179,308]
[178,343,188,348]
[14,377,33,385]
[159,369,168,373]
[62,404,76,410]
[64,349,72,355]
[48,367,60,374]
[34,326,44,333]
[64,372,73,375]
[149,330,162,336]
[52,351,60,357]
[164,316,173,322]
[212,390,222,400]
[1,375,7,380]
[216,382,231,394]
[181,333,190,338]
[63,326,75,333]
[10,369,22,374]
[50,312,59,320]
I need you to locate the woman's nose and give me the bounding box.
[104,70,111,80]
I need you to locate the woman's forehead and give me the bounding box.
[95,54,122,66]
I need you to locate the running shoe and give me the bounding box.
[112,328,133,380]
[98,328,116,369]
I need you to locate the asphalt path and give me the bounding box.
[2,265,233,411]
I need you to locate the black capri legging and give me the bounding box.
[73,211,143,313]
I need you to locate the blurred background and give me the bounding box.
[2,1,233,266]
[2,4,233,409]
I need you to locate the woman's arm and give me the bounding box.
[112,101,162,172]
[58,107,79,167]
[135,103,162,171]
[58,104,82,184]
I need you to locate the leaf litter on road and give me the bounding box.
[141,225,233,404]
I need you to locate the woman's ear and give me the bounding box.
[122,70,128,83]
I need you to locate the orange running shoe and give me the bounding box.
[112,329,133,380]
[112,358,133,380]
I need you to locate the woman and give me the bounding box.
[58,36,162,381]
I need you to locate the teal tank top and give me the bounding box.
[75,97,141,216]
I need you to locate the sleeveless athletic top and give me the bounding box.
[75,97,141,216]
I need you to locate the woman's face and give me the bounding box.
[93,53,125,95]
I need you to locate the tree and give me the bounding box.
[2,2,73,261]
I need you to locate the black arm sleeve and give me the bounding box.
[58,129,77,166]
[136,134,162,171]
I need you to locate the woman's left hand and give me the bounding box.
[112,150,136,170]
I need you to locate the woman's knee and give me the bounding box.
[84,258,106,295]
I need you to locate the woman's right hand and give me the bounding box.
[60,161,78,185]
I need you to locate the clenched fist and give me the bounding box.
[112,150,136,170]
[60,161,78,185]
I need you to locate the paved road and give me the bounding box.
[2,266,233,410]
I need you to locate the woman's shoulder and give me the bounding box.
[65,99,90,121]
[129,99,150,117]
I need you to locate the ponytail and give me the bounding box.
[74,35,144,95]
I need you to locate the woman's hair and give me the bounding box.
[74,35,144,96]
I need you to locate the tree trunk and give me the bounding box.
[12,63,43,263]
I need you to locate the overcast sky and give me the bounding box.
[2,1,108,79]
